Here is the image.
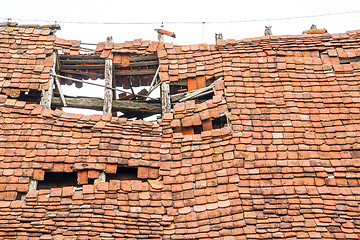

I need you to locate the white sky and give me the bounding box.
[1,0,360,117]
[2,0,360,45]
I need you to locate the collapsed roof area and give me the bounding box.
[1,22,360,239]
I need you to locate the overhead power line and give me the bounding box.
[3,10,360,25]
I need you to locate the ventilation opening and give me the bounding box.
[106,167,139,181]
[37,172,78,189]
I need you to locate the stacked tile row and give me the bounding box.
[156,30,360,84]
[160,107,242,239]
[0,93,162,191]
[1,26,360,239]
[171,78,228,134]
[0,25,80,93]
[95,39,161,58]
[0,180,168,239]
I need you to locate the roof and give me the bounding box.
[1,24,360,238]
[0,25,80,93]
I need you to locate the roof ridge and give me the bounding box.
[0,22,61,30]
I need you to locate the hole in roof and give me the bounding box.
[16,192,24,201]
[170,77,215,104]
[55,53,161,120]
[177,115,229,135]
[37,172,78,190]
[193,125,203,134]
[106,167,139,181]
[212,115,228,129]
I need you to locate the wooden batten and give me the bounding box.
[51,96,161,114]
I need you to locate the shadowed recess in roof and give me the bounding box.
[37,172,78,189]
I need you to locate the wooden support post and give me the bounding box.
[40,51,58,109]
[103,36,113,113]
[28,179,38,191]
[94,171,106,184]
[148,65,160,94]
[40,75,54,109]
[161,81,171,114]
[54,72,67,107]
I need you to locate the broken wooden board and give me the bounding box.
[52,96,161,114]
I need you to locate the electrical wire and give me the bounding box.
[3,10,360,25]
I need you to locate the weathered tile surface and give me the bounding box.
[2,25,360,239]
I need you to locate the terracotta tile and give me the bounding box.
[148,168,159,179]
[33,169,45,181]
[137,166,149,179]
[77,170,88,185]
[105,164,117,174]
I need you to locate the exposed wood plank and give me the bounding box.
[59,54,101,59]
[51,73,158,100]
[54,72,67,107]
[161,81,171,114]
[103,36,113,113]
[60,69,104,78]
[60,64,104,69]
[148,65,160,94]
[52,96,161,113]
[115,60,159,68]
[129,55,158,62]
[59,59,104,64]
[40,51,57,109]
[171,82,214,102]
[28,179,38,191]
[179,89,213,102]
[115,70,156,76]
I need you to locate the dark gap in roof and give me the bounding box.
[340,58,360,64]
[177,115,229,135]
[193,125,203,134]
[212,115,228,129]
[15,193,23,201]
[37,172,78,190]
[106,167,139,181]
[57,53,161,119]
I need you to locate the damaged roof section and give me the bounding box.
[2,22,360,239]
